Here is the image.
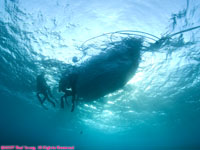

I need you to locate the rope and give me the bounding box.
[169,25,200,37]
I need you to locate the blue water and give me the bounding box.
[1,0,200,149]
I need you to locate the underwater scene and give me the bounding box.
[0,0,200,149]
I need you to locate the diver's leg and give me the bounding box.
[71,87,76,112]
[71,94,75,112]
[37,92,45,104]
[41,96,49,110]
[43,96,47,102]
[65,94,69,106]
[61,95,65,108]
[46,95,56,107]
[65,90,72,106]
[48,87,58,103]
[47,87,54,99]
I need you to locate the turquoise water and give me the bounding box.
[0,0,200,149]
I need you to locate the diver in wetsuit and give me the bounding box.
[59,72,78,112]
[36,73,56,107]
[59,76,72,108]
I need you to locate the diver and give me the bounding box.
[59,71,78,112]
[59,76,72,109]
[36,73,56,107]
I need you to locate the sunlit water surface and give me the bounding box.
[0,0,200,149]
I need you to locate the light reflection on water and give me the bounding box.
[1,0,200,146]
